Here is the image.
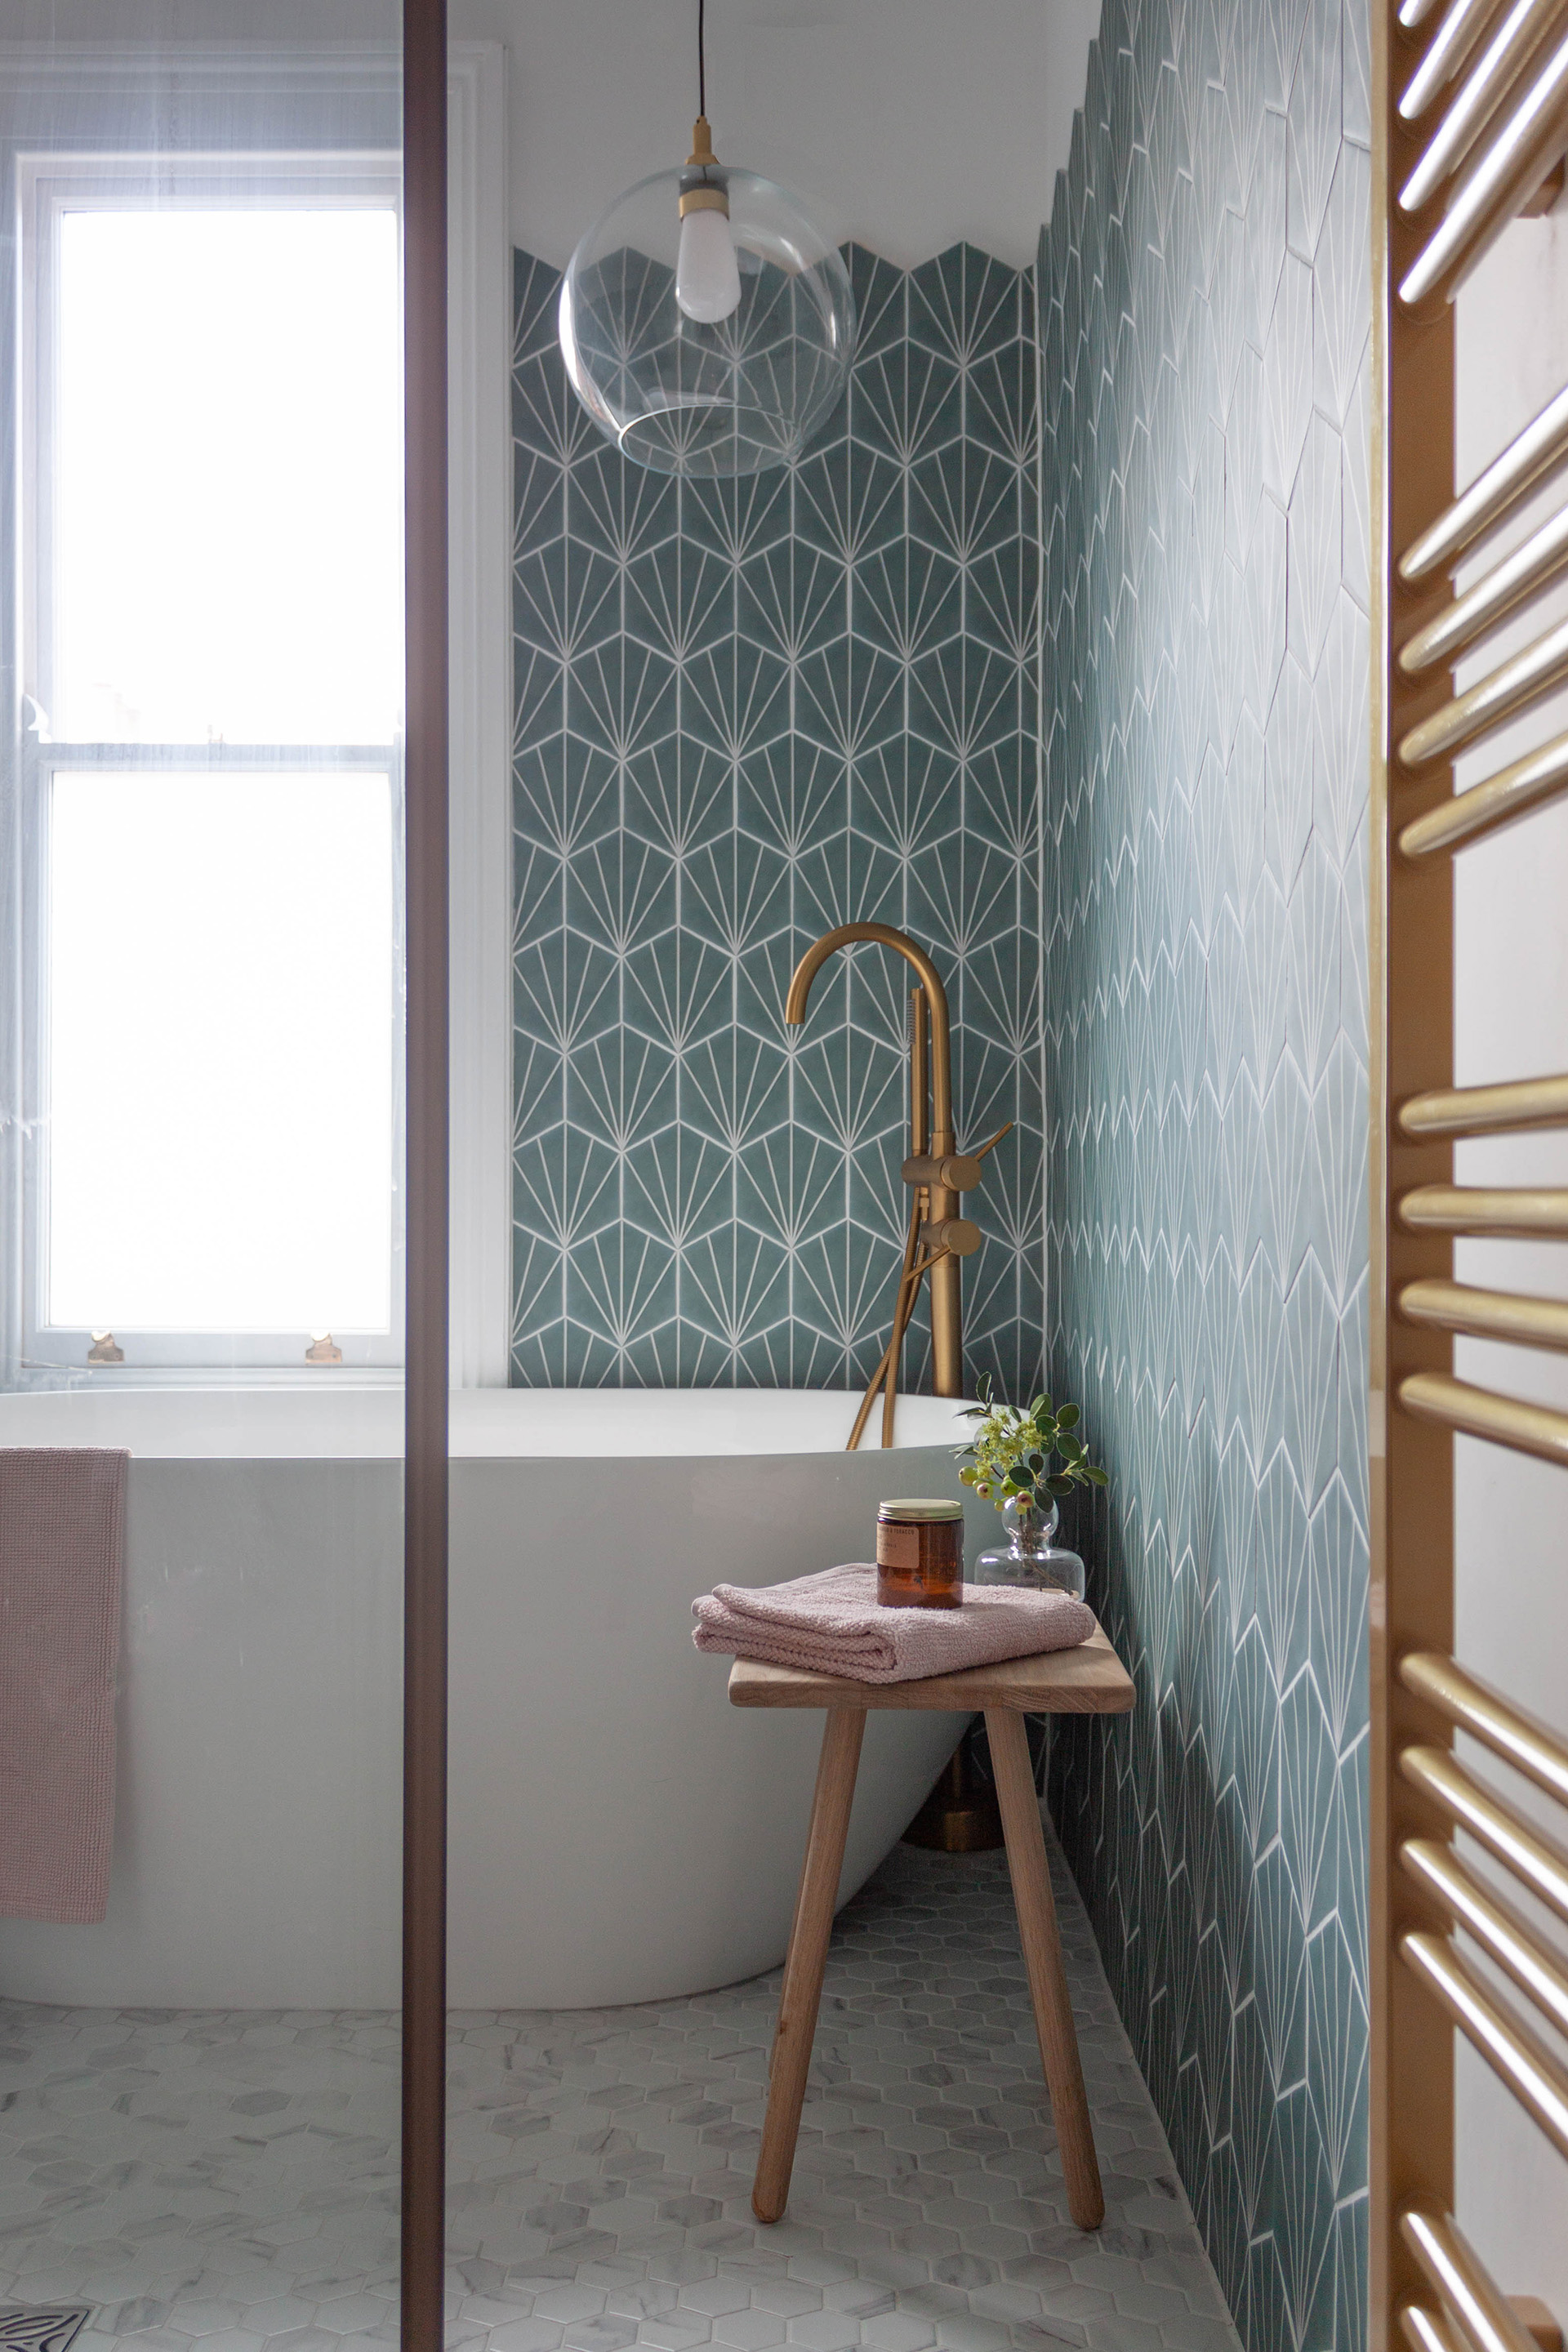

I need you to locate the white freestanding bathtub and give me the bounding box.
[0,1387,982,2011]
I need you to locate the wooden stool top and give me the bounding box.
[727,1624,1134,1716]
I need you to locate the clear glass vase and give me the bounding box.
[973,1494,1086,1598]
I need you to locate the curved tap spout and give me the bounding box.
[783,922,954,1148]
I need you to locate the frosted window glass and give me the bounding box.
[47,771,395,1333]
[53,208,401,745]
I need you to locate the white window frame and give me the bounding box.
[19,148,408,1374]
[0,41,512,1385]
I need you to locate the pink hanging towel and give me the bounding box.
[0,1447,128,1922]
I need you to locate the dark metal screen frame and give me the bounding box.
[400,2,449,2346]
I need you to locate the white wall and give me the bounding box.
[448,0,1100,270]
[1451,203,1568,2331]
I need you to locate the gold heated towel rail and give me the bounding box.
[1373,0,1568,2341]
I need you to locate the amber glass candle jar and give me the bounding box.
[876,1497,964,1608]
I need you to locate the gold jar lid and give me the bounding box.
[878,1496,963,1521]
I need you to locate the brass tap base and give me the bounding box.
[900,1744,1005,1853]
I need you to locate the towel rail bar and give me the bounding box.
[1398,1370,1568,1464]
[1399,1072,1568,1135]
[1400,1650,1568,1801]
[1398,497,1568,671]
[1403,2209,1559,2352]
[1398,24,1568,305]
[1397,1278,1568,1348]
[1400,0,1568,207]
[1397,610,1568,765]
[1400,1933,1568,2163]
[1400,0,1517,120]
[1398,728,1568,853]
[1400,1837,1568,2036]
[1398,1743,1568,1920]
[1400,381,1568,578]
[1397,1186,1568,1233]
[1401,2309,1469,2352]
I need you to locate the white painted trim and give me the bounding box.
[446,41,512,1388]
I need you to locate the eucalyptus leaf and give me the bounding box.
[954,1378,1107,1517]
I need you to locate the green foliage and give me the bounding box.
[956,1372,1109,1517]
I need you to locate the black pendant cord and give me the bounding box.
[698,0,707,119]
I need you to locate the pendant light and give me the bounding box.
[558,0,857,478]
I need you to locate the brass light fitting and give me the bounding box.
[679,117,728,217]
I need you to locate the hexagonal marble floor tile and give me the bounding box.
[2,1829,1241,2352]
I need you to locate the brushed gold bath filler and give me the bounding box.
[784,923,1009,1446]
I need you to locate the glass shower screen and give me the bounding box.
[0,3,434,2344]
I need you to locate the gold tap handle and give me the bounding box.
[969,1120,1013,1162]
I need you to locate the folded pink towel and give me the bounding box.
[0,1447,127,1923]
[692,1561,1095,1683]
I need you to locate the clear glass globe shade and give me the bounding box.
[559,163,857,477]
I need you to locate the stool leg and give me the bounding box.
[986,1708,1105,2230]
[753,1706,866,2224]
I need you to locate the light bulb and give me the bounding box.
[676,203,742,323]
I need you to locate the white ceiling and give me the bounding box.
[451,0,1102,269]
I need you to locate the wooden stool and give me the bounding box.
[728,1632,1135,2233]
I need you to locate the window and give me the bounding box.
[16,155,406,1370]
[2,47,511,1388]
[46,768,395,1339]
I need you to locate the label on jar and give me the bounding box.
[877,1520,929,1572]
[875,1517,962,1593]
